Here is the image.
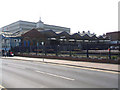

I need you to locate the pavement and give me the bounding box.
[1,56,119,72]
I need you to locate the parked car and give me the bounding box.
[9,51,14,57]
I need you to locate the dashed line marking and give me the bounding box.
[36,70,75,81]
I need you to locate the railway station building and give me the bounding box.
[0,19,111,53]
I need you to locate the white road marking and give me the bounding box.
[0,85,6,90]
[36,70,75,81]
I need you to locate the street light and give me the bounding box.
[0,35,2,56]
[41,42,44,62]
[36,42,39,55]
[4,38,7,57]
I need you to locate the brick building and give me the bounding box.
[106,31,120,41]
[106,31,120,49]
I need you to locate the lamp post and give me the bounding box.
[36,42,39,55]
[4,38,7,57]
[56,45,60,56]
[41,42,44,62]
[0,35,2,56]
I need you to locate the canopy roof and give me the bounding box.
[3,29,110,40]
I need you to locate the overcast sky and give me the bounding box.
[0,0,119,35]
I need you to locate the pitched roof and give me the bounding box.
[58,31,70,38]
[39,30,57,38]
[21,29,45,38]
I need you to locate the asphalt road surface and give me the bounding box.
[0,58,118,88]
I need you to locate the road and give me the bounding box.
[0,58,118,88]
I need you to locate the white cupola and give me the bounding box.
[36,17,44,29]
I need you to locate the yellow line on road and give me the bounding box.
[44,62,119,74]
[2,57,119,74]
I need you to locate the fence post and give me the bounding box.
[87,49,89,58]
[56,45,58,56]
[36,46,37,55]
[108,48,111,59]
[69,45,72,57]
[86,44,89,58]
[45,45,47,56]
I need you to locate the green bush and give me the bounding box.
[111,56,118,60]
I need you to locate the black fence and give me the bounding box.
[12,44,119,60]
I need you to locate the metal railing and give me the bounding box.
[12,45,119,60]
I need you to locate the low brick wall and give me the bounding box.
[15,54,119,64]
